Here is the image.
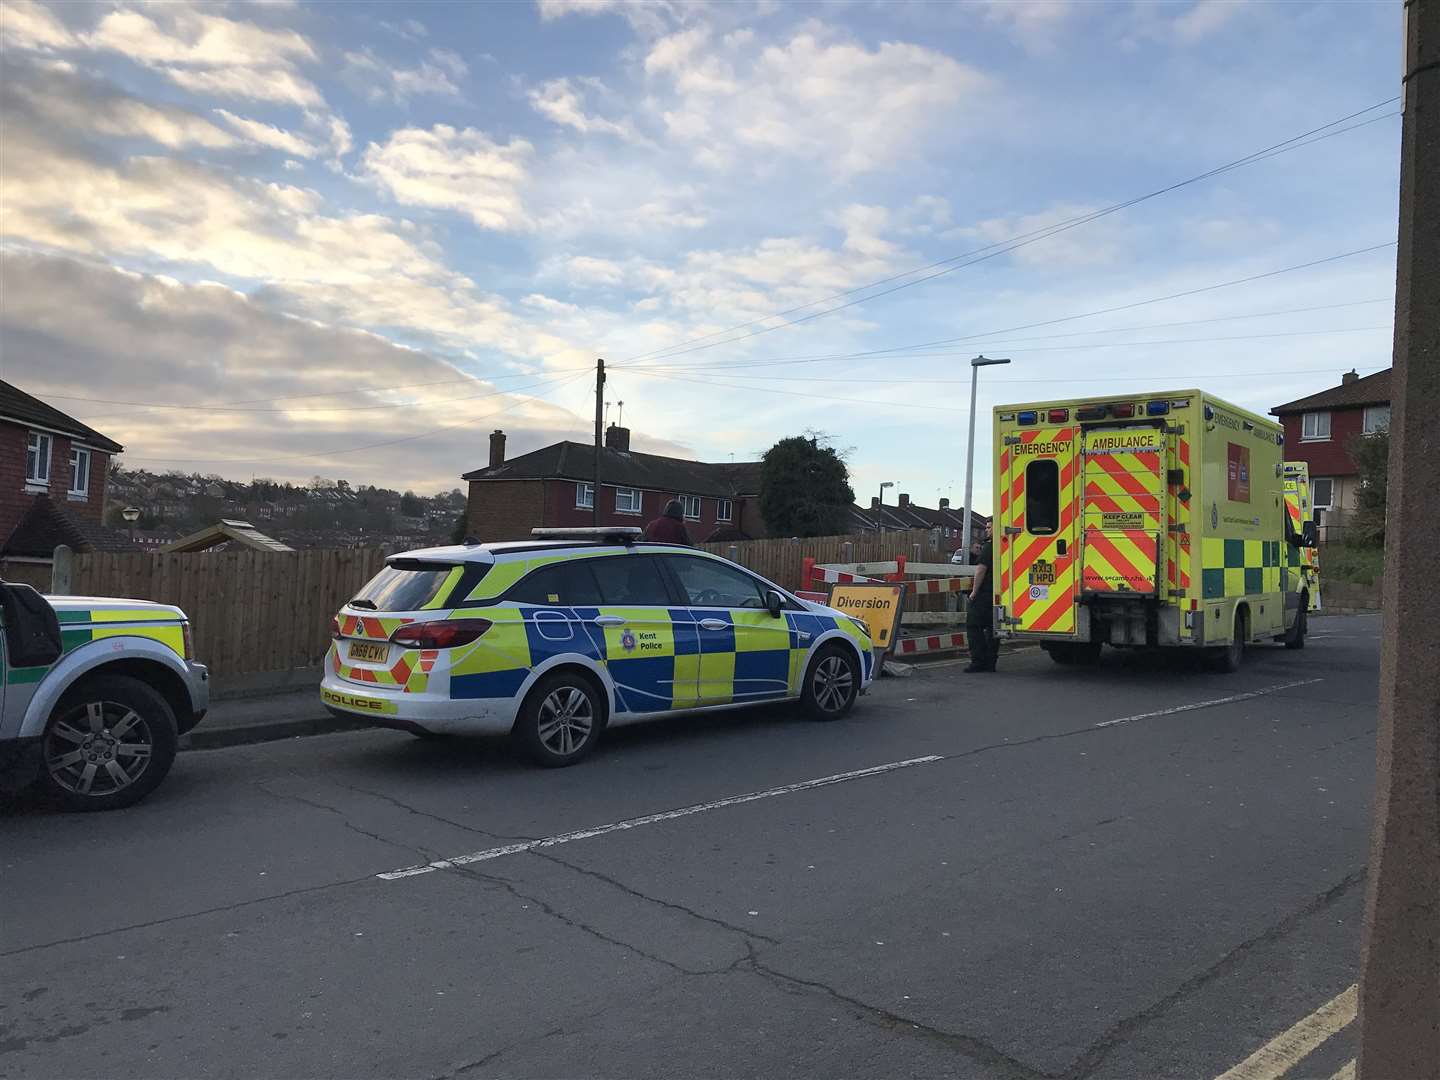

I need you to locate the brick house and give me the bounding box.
[1271,368,1390,531]
[848,493,989,556]
[0,380,131,586]
[463,427,765,542]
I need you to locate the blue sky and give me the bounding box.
[0,0,1403,511]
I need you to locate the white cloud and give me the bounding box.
[5,58,241,150]
[0,0,75,50]
[644,26,987,174]
[215,110,320,157]
[1173,0,1248,42]
[0,250,594,491]
[342,47,468,103]
[361,125,533,231]
[968,202,1139,268]
[80,5,326,108]
[528,78,638,141]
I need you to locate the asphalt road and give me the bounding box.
[1,615,1380,1080]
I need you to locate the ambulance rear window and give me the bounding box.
[352,562,458,611]
[1026,460,1060,535]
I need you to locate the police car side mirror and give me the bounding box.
[765,589,785,618]
[1301,520,1318,548]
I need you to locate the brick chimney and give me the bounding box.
[939,497,950,511]
[605,424,630,451]
[488,429,506,469]
[898,493,910,509]
[870,496,881,510]
[1342,369,1359,385]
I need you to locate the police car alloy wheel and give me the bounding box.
[803,645,859,721]
[39,675,178,812]
[515,670,604,767]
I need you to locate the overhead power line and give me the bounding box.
[618,100,1400,367]
[630,244,1398,376]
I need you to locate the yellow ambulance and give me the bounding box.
[991,391,1317,671]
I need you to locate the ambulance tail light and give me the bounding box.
[1146,400,1170,416]
[1017,410,1039,425]
[1110,403,1136,418]
[391,619,493,649]
[1076,405,1107,421]
[1047,408,1069,422]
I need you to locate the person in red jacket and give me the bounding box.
[643,500,693,545]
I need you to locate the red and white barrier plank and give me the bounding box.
[894,632,967,656]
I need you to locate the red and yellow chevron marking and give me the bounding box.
[1006,427,1078,634]
[331,643,429,691]
[1166,432,1192,596]
[338,613,414,640]
[1082,428,1163,594]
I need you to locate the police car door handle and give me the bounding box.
[699,619,729,631]
[593,615,626,627]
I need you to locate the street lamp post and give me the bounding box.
[121,506,140,544]
[962,356,1011,560]
[877,481,894,507]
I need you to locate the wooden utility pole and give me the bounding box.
[1358,1,1440,1075]
[593,358,605,526]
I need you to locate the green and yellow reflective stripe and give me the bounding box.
[90,608,178,623]
[424,566,465,610]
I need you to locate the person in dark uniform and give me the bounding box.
[643,499,693,545]
[965,523,997,673]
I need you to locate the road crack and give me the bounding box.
[328,782,535,844]
[253,782,442,861]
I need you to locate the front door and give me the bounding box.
[1081,426,1167,594]
[663,555,791,704]
[999,425,1079,635]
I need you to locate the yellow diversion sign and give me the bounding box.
[828,583,905,651]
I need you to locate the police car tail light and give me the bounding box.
[182,620,195,659]
[391,619,493,649]
[330,616,341,639]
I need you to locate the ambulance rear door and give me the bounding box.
[998,421,1080,635]
[1080,426,1167,595]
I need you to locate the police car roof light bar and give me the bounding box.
[530,527,643,545]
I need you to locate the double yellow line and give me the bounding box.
[1214,984,1356,1080]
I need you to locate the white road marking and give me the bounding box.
[1094,678,1324,729]
[1329,1061,1355,1080]
[1212,983,1356,1080]
[377,755,945,880]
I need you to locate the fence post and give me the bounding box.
[842,541,853,563]
[728,545,738,562]
[913,542,921,563]
[51,544,73,594]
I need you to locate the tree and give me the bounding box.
[759,435,855,537]
[399,491,425,517]
[1347,428,1390,545]
[449,512,470,544]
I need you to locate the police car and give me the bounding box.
[320,529,875,766]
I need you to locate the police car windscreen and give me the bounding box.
[352,561,457,611]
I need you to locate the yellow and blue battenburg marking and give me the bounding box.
[432,603,867,714]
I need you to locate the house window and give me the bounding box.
[1311,478,1334,511]
[575,482,594,509]
[716,499,732,522]
[679,494,701,520]
[1363,405,1390,434]
[25,431,51,486]
[69,447,91,496]
[615,487,642,514]
[1300,411,1331,441]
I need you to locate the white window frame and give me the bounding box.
[1310,477,1334,510]
[25,431,51,488]
[575,481,594,509]
[679,494,701,520]
[1300,411,1331,441]
[69,446,91,497]
[615,487,642,514]
[1362,405,1390,434]
[716,498,733,523]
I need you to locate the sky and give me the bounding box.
[0,0,1404,513]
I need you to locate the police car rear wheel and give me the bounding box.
[803,646,859,721]
[515,671,603,767]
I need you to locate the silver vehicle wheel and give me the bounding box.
[803,649,858,722]
[536,686,596,757]
[45,699,155,798]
